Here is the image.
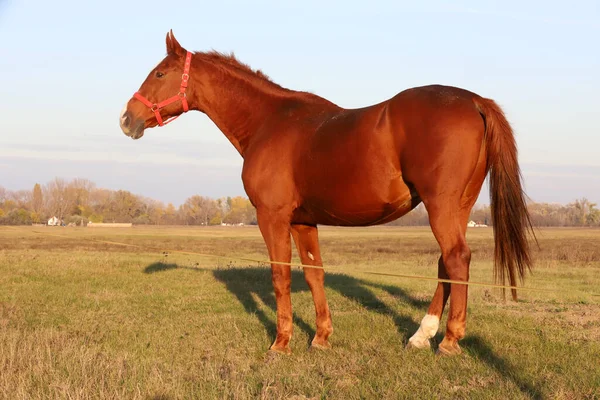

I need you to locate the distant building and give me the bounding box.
[467,220,488,228]
[47,216,63,226]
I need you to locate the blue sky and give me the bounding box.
[0,0,599,205]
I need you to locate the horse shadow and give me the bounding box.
[462,335,544,399]
[144,262,426,345]
[144,261,543,399]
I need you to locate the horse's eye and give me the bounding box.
[155,71,164,78]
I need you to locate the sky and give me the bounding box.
[0,0,599,206]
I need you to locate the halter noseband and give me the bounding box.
[133,51,192,126]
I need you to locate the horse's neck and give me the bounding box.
[189,58,292,155]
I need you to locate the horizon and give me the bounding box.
[1,1,599,206]
[0,175,596,209]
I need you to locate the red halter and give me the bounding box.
[133,51,193,126]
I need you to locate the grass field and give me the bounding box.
[1,225,599,399]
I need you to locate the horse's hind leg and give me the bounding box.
[291,224,333,349]
[406,254,449,349]
[406,204,476,351]
[406,127,486,354]
[425,203,473,355]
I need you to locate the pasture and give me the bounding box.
[1,226,599,399]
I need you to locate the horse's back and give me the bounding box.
[245,85,488,226]
[386,84,485,139]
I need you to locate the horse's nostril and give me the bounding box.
[122,113,130,128]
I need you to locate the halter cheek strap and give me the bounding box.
[133,51,192,126]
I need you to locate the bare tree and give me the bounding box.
[138,197,166,225]
[9,190,32,209]
[164,203,178,225]
[571,198,596,226]
[181,195,218,225]
[585,201,600,225]
[102,190,143,223]
[44,178,77,220]
[70,178,96,213]
[0,186,8,204]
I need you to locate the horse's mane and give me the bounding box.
[195,50,284,89]
[193,50,337,106]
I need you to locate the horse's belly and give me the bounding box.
[293,180,418,226]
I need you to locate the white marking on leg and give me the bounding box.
[307,251,315,261]
[408,314,439,349]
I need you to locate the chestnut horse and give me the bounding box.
[120,31,534,356]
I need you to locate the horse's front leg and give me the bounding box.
[291,223,333,349]
[256,209,293,354]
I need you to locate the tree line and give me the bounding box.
[385,199,600,227]
[0,178,256,226]
[1,178,598,227]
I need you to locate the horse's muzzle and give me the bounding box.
[120,110,145,140]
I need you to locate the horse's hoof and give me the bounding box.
[264,348,291,363]
[309,341,332,351]
[436,342,462,356]
[405,338,431,350]
[268,346,292,356]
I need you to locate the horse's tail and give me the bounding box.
[474,97,536,301]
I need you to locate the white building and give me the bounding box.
[467,220,488,228]
[47,216,63,226]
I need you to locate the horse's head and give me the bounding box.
[120,30,191,139]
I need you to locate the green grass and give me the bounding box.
[1,226,599,399]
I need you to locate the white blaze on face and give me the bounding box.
[119,104,128,131]
[408,314,440,349]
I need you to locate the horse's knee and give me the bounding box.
[303,269,324,287]
[271,270,291,296]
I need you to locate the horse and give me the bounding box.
[120,31,534,356]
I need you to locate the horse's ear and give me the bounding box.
[166,29,185,56]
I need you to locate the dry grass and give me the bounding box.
[0,226,599,399]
